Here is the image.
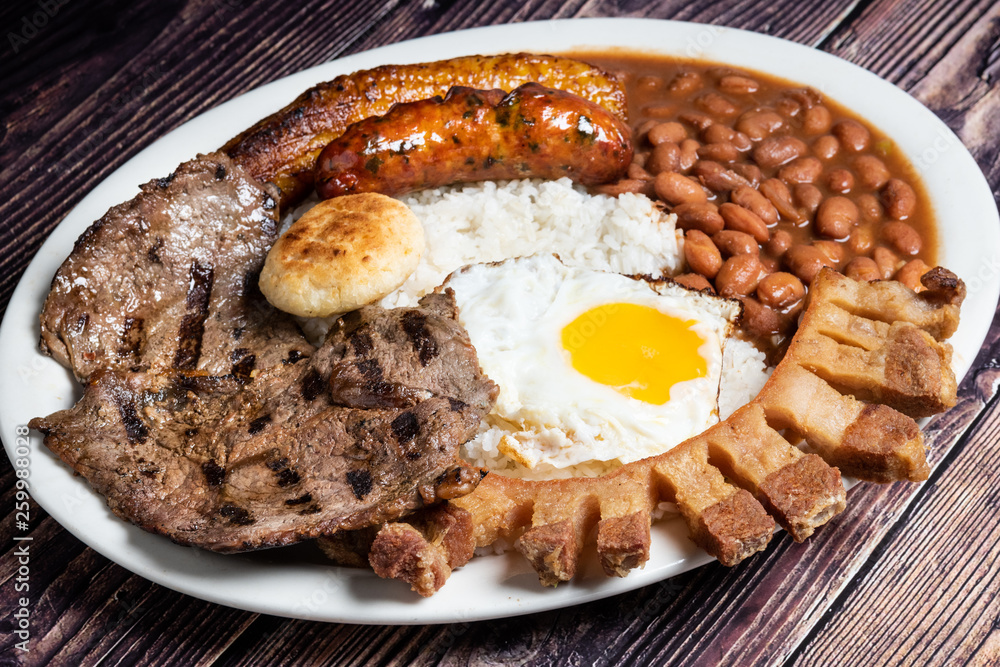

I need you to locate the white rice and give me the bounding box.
[385,177,682,308]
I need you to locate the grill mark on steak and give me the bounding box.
[285,493,313,506]
[347,470,373,499]
[30,293,498,552]
[248,414,271,434]
[107,375,148,444]
[173,261,215,369]
[147,237,164,263]
[117,316,144,359]
[202,460,226,486]
[219,504,255,525]
[301,369,325,400]
[401,311,439,365]
[350,331,373,355]
[392,412,420,444]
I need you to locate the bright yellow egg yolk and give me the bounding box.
[561,303,707,405]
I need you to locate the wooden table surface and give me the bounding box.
[2,1,1000,665]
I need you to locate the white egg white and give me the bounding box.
[444,254,741,474]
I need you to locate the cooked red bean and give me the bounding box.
[802,105,833,135]
[719,202,770,243]
[645,142,681,174]
[766,229,793,257]
[852,154,890,189]
[680,112,715,131]
[856,193,884,222]
[847,224,875,255]
[731,186,779,226]
[793,184,823,216]
[719,75,760,95]
[882,220,922,256]
[895,259,930,291]
[753,136,808,168]
[872,245,900,279]
[655,172,708,205]
[698,142,740,163]
[692,161,751,192]
[812,135,840,160]
[674,202,725,234]
[716,253,764,297]
[881,178,917,220]
[684,229,723,279]
[627,162,653,181]
[668,71,703,95]
[784,244,835,283]
[832,119,871,152]
[778,157,824,184]
[812,240,846,266]
[845,256,880,282]
[695,92,739,118]
[679,138,701,171]
[713,230,759,257]
[785,88,822,109]
[648,121,688,145]
[816,196,859,239]
[826,168,854,193]
[703,123,735,144]
[739,296,782,337]
[735,108,785,140]
[731,163,763,187]
[759,178,801,221]
[756,272,805,309]
[776,97,802,118]
[673,272,715,292]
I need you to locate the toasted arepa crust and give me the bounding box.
[260,193,424,317]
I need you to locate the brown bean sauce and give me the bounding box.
[573,52,939,355]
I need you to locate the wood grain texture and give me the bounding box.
[1,0,999,665]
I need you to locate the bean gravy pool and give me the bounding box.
[575,52,938,356]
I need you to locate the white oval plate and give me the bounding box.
[2,18,998,625]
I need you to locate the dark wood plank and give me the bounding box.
[342,0,864,60]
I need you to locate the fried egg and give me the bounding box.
[444,254,741,473]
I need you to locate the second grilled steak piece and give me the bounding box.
[30,292,498,552]
[38,152,311,383]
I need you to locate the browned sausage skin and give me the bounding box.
[221,53,628,210]
[314,83,633,199]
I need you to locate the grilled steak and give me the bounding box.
[30,292,497,552]
[38,152,310,382]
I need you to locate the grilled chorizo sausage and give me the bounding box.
[314,83,633,199]
[221,53,628,210]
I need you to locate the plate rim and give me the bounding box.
[2,16,998,625]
